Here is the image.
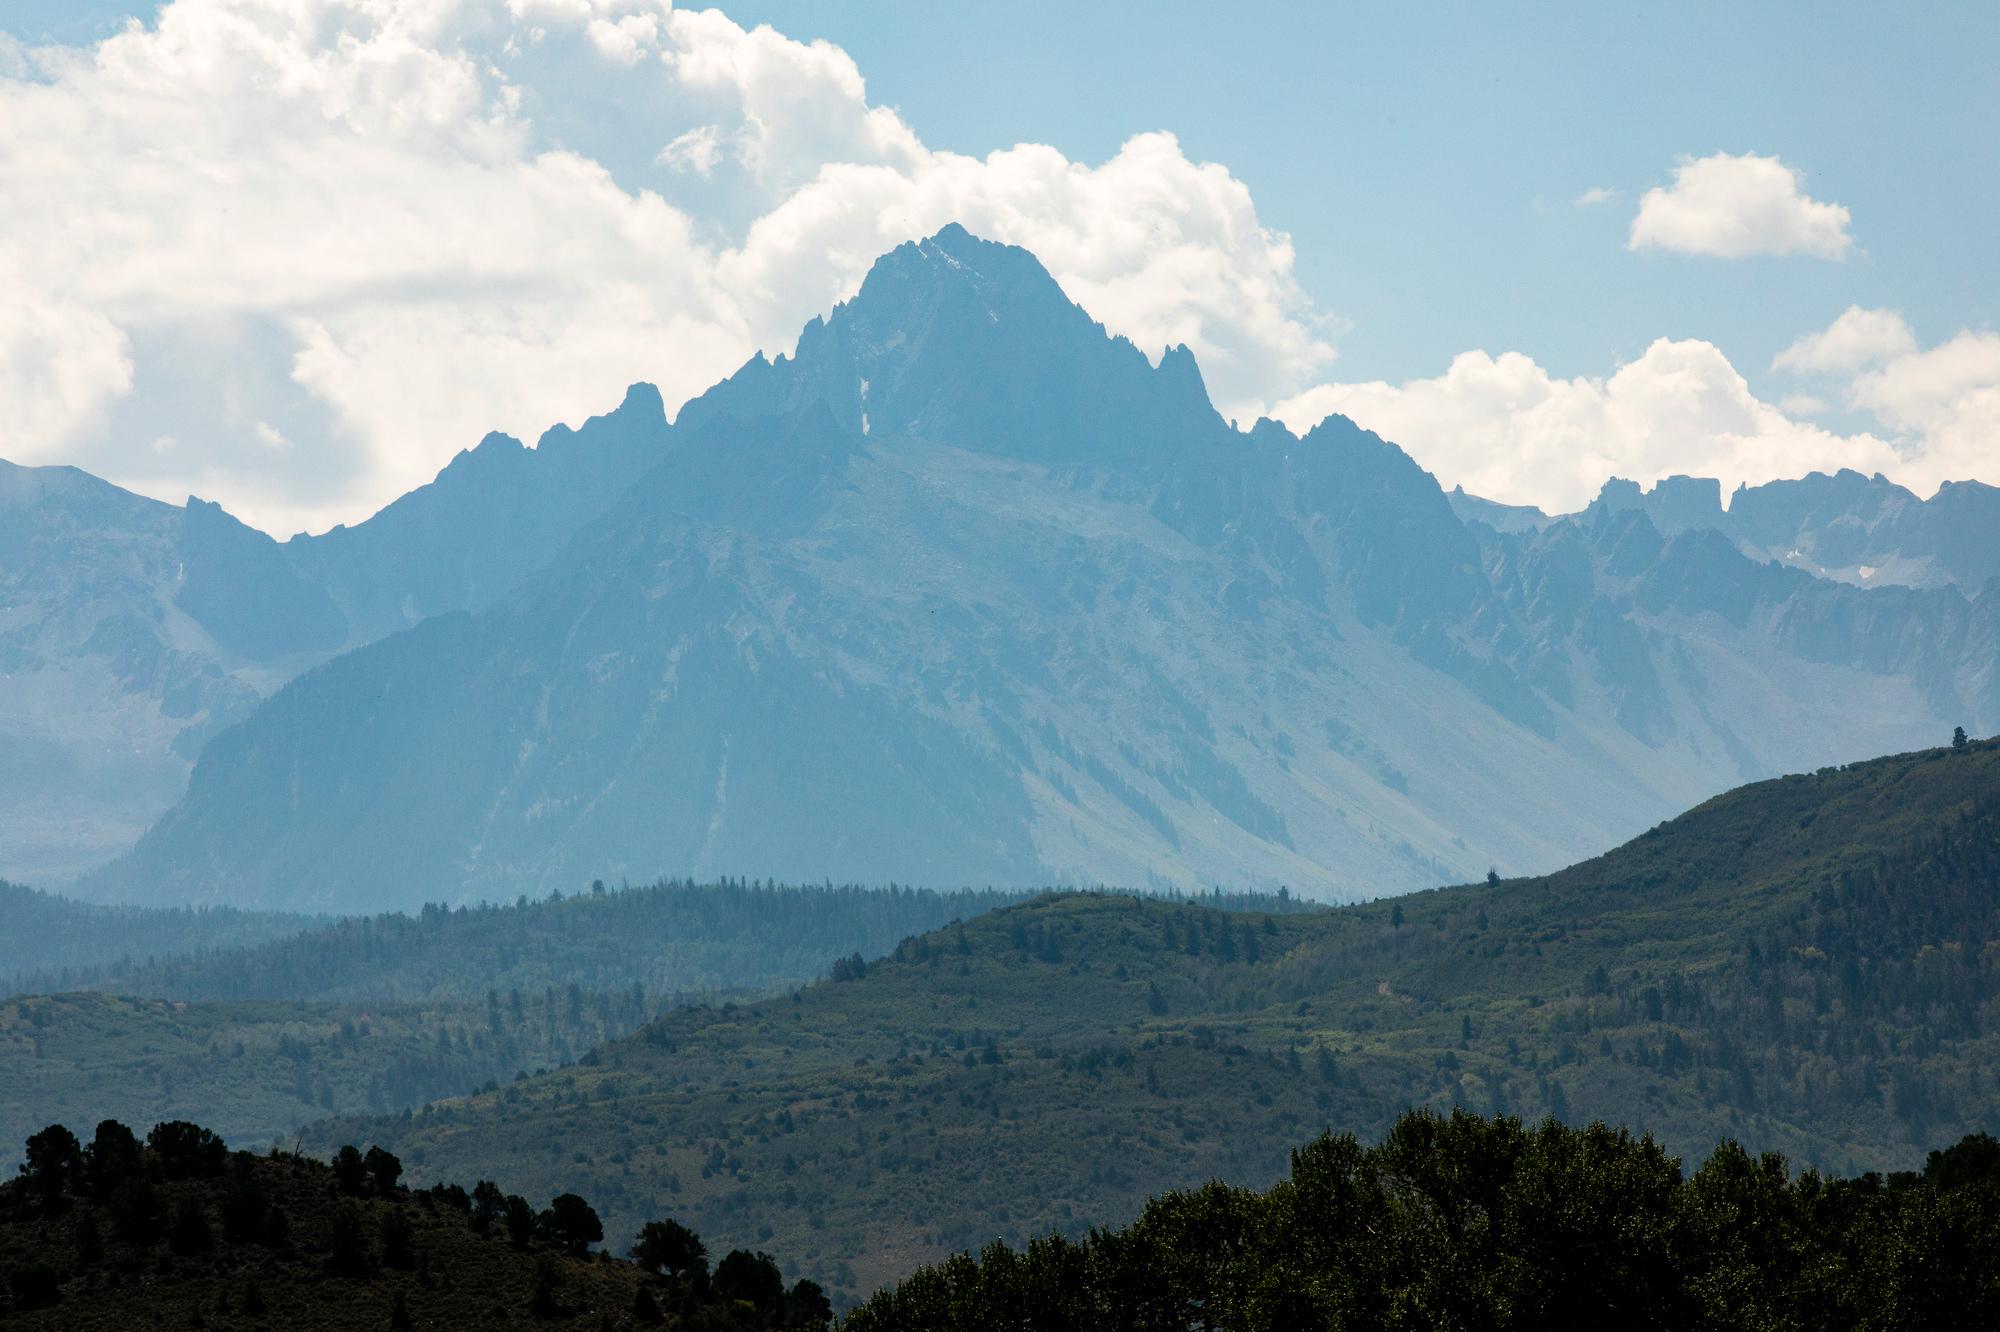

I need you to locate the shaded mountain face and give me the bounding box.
[82,227,2000,912]
[0,460,280,881]
[284,382,671,643]
[0,389,669,882]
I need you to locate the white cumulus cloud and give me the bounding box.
[1278,303,2000,512]
[1271,339,1903,513]
[1629,152,1854,260]
[1765,307,2000,496]
[1772,306,1917,374]
[0,286,134,456]
[1840,331,2000,496]
[658,123,723,175]
[0,0,1329,533]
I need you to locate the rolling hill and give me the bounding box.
[0,881,1035,1173]
[0,990,650,1176]
[299,737,2000,1302]
[0,881,312,994]
[17,879,1031,1005]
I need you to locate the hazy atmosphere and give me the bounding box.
[2,5,1997,1327]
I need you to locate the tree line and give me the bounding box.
[6,1113,831,1328]
[848,1107,2000,1330]
[17,878,1037,1005]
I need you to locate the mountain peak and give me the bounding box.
[838,224,1084,343]
[612,380,665,421]
[695,223,1222,463]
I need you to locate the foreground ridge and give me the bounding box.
[849,1108,2000,1330]
[2,1115,830,1329]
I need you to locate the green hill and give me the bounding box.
[2,882,1041,1169]
[0,990,649,1175]
[0,1115,829,1329]
[302,739,2000,1303]
[0,882,313,997]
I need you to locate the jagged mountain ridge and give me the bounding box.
[82,226,2000,911]
[1449,468,2000,591]
[0,387,670,881]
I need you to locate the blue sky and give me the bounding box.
[3,1,1994,530]
[715,1,1998,384]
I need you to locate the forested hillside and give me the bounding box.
[0,882,312,996]
[0,1115,828,1328]
[305,739,2000,1302]
[24,880,1033,1004]
[3,882,1040,1175]
[0,990,652,1174]
[850,1110,2000,1330]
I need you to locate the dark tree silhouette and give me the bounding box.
[330,1144,367,1195]
[632,1217,708,1281]
[539,1192,603,1255]
[84,1119,142,1197]
[146,1120,226,1179]
[363,1145,402,1194]
[503,1193,536,1249]
[470,1179,505,1233]
[19,1124,81,1205]
[713,1249,785,1309]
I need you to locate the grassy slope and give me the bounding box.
[305,740,2000,1303]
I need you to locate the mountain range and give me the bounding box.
[1452,468,2000,591]
[6,224,1996,910]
